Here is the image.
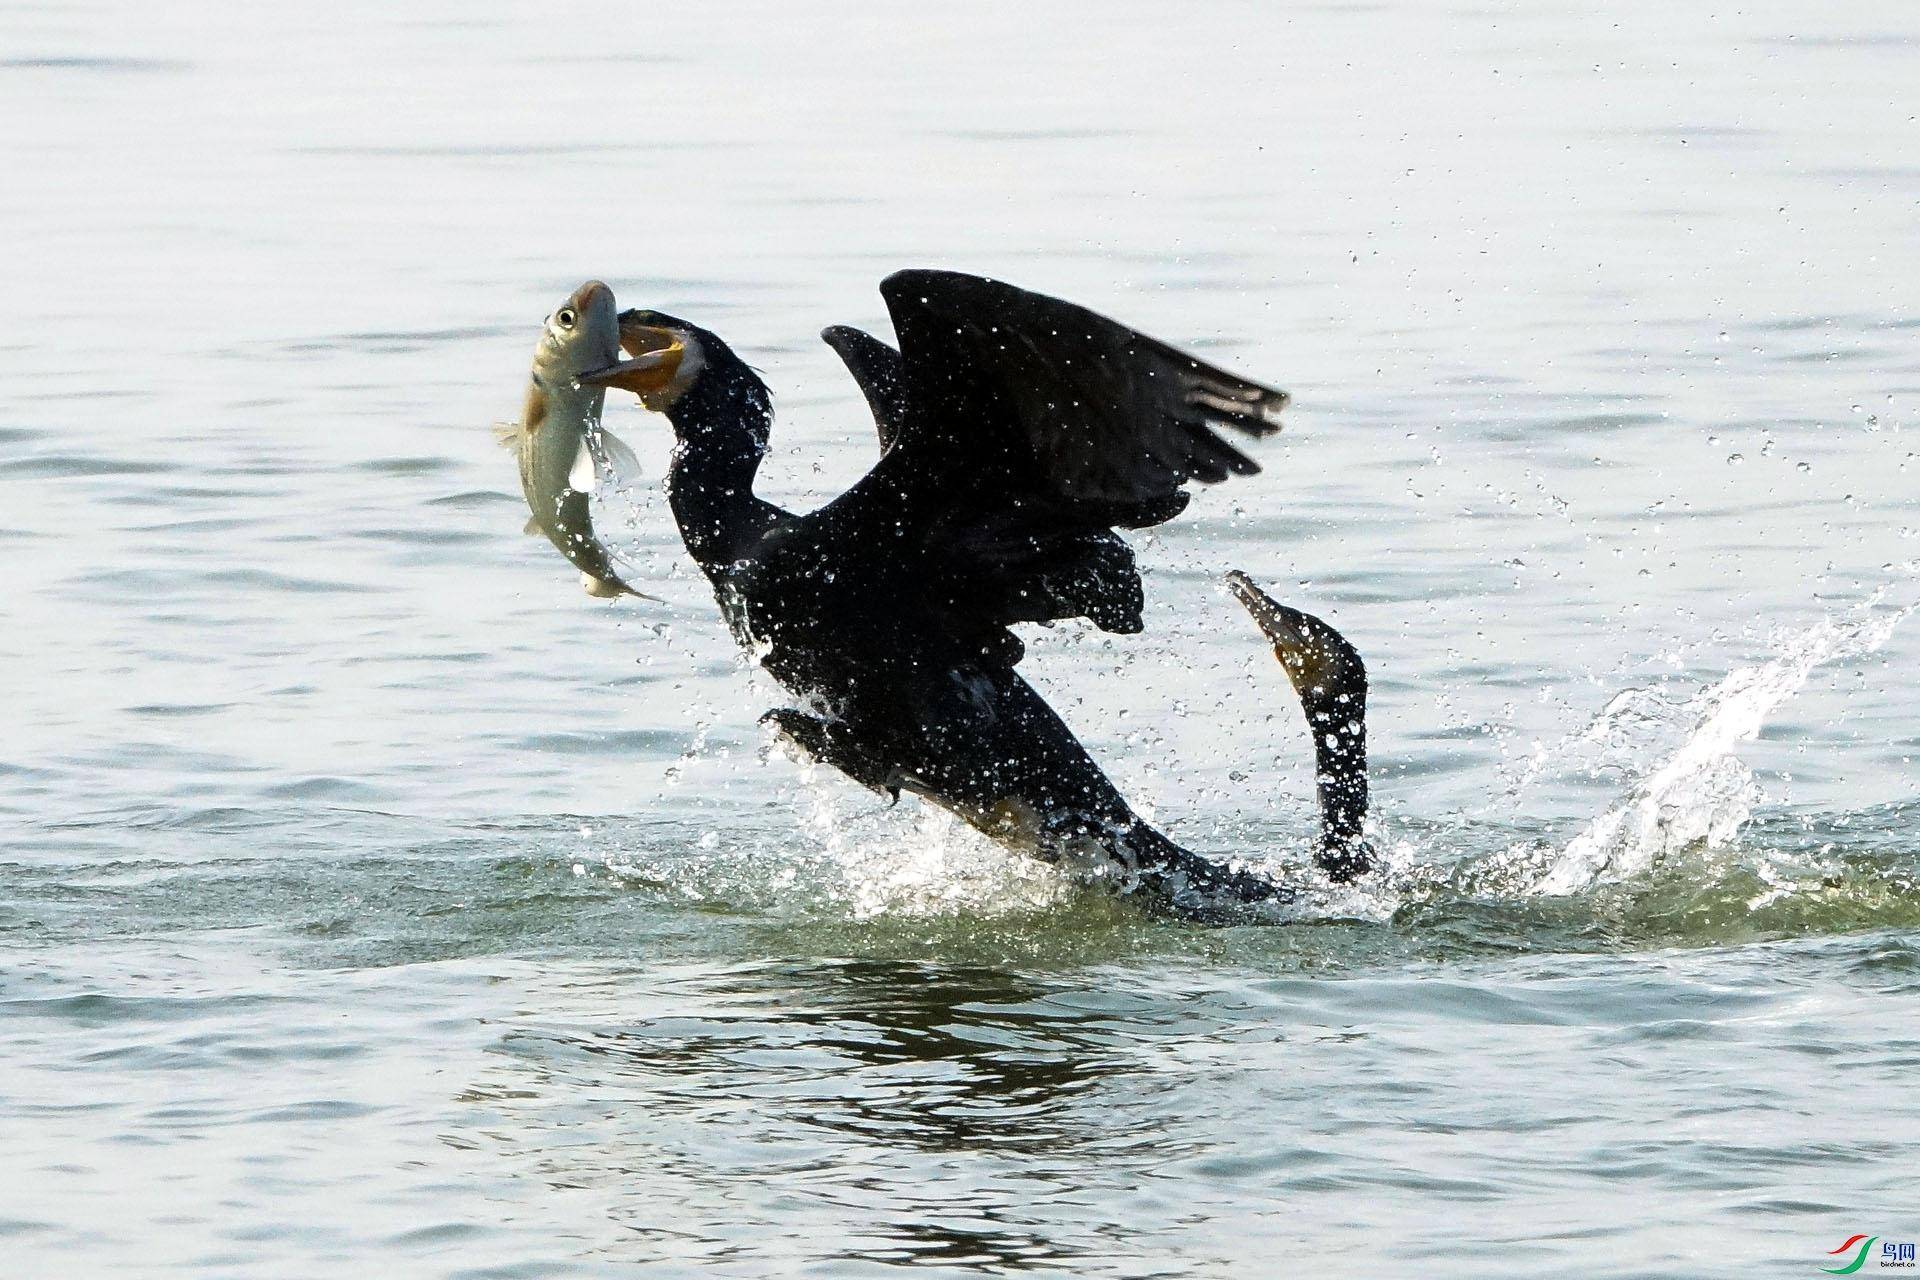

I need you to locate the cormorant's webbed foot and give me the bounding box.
[761,709,900,801]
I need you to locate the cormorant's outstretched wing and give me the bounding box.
[814,270,1289,655]
[821,325,909,452]
[879,268,1288,510]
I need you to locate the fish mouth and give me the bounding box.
[570,280,612,310]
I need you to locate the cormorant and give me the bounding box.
[582,270,1373,919]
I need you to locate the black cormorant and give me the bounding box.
[583,270,1373,919]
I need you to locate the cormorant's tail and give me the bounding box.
[1225,571,1373,882]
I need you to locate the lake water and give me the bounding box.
[3,1,1918,1275]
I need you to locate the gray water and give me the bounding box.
[4,1,1919,1276]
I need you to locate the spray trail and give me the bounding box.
[1533,596,1913,895]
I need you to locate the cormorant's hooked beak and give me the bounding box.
[577,350,679,395]
[1226,571,1361,693]
[577,321,688,397]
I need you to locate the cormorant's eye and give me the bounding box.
[556,307,577,330]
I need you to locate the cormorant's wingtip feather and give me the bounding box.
[1189,401,1285,442]
[1186,370,1288,419]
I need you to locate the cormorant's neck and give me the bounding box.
[1308,678,1370,882]
[1226,573,1376,884]
[664,356,779,572]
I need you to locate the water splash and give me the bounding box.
[1501,683,1688,800]
[1533,595,1913,895]
[793,775,1078,919]
[587,444,704,603]
[604,754,1083,922]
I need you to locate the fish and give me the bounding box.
[495,279,672,600]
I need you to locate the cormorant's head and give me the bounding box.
[585,309,770,455]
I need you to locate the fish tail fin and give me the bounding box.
[621,582,666,604]
[492,421,525,450]
[580,571,662,604]
[1225,570,1374,882]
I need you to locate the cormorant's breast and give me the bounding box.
[714,520,923,701]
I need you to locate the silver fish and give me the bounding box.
[495,280,670,600]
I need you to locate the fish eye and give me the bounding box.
[555,307,577,331]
